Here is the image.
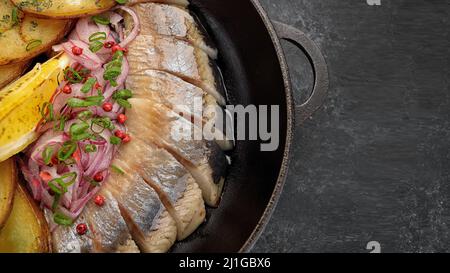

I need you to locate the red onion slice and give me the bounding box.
[116,6,140,48]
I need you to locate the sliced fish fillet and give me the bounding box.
[132,2,218,58]
[115,138,205,240]
[126,99,227,207]
[127,69,204,117]
[127,69,234,151]
[125,9,226,105]
[104,169,177,253]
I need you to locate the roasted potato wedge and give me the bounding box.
[11,0,116,19]
[0,62,29,89]
[0,0,24,33]
[0,1,72,65]
[0,158,17,230]
[0,183,50,253]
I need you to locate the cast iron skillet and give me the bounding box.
[171,0,329,252]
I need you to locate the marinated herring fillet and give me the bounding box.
[125,7,226,106]
[126,2,233,150]
[126,70,234,150]
[114,139,205,240]
[127,99,227,207]
[106,169,178,253]
[131,2,218,58]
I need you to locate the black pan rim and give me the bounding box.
[239,0,295,252]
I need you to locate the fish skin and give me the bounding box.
[127,69,234,151]
[115,137,205,240]
[125,8,226,106]
[171,176,205,240]
[125,3,233,150]
[126,99,227,207]
[127,69,203,117]
[132,2,218,58]
[104,167,177,253]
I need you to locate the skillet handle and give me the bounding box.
[273,21,329,124]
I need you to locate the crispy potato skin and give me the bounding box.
[0,62,30,89]
[0,182,51,253]
[0,158,17,230]
[11,0,117,19]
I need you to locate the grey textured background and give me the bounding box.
[253,0,450,253]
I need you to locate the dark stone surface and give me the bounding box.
[253,0,450,253]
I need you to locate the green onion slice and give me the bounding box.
[112,89,133,100]
[89,41,104,53]
[26,39,42,51]
[53,212,73,226]
[89,32,107,42]
[57,141,77,161]
[110,136,122,145]
[11,7,19,26]
[67,95,104,108]
[77,110,93,121]
[40,102,55,122]
[81,78,97,93]
[84,144,97,153]
[42,146,54,165]
[92,15,110,25]
[111,164,125,175]
[64,67,83,84]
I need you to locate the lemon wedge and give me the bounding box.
[0,53,70,162]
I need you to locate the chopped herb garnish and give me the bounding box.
[104,67,121,87]
[52,194,61,210]
[67,95,104,108]
[40,102,55,123]
[53,212,73,226]
[91,116,115,133]
[89,32,107,42]
[116,98,132,109]
[103,51,124,87]
[88,179,100,187]
[111,164,125,175]
[70,122,89,135]
[81,77,97,93]
[11,7,19,26]
[26,39,42,51]
[84,144,97,153]
[57,141,77,161]
[72,132,92,142]
[42,146,54,165]
[112,89,133,100]
[70,122,92,141]
[54,115,68,132]
[78,68,92,78]
[112,89,133,109]
[110,136,122,145]
[89,41,103,53]
[48,172,77,195]
[77,110,93,121]
[64,67,83,84]
[115,0,128,4]
[92,15,110,25]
